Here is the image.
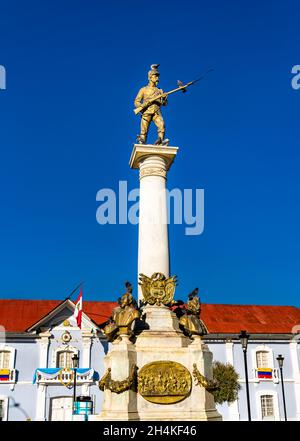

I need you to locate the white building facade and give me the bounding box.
[0,299,299,421]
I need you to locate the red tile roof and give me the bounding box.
[0,300,61,333]
[201,304,300,334]
[0,299,117,332]
[0,299,299,334]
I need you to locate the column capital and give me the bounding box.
[129,144,178,171]
[38,332,51,348]
[39,331,52,339]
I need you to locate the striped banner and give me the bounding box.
[0,369,10,381]
[257,368,273,379]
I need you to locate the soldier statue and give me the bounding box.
[133,65,213,145]
[134,64,168,145]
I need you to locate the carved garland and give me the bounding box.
[99,365,138,394]
[139,167,166,179]
[192,363,219,392]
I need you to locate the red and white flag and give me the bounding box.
[73,289,83,329]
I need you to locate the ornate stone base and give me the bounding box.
[97,306,222,421]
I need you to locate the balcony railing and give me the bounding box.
[254,367,279,383]
[34,368,96,385]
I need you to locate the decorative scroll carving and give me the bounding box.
[138,273,177,306]
[139,167,166,179]
[192,363,219,392]
[138,361,192,404]
[99,365,138,394]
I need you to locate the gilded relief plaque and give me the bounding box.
[138,361,192,404]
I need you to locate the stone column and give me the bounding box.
[35,331,51,421]
[82,332,93,367]
[81,333,93,397]
[36,385,46,421]
[130,144,178,302]
[38,331,51,367]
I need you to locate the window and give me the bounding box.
[256,351,270,368]
[0,351,10,369]
[50,396,73,421]
[52,345,78,368]
[57,351,74,368]
[0,399,4,421]
[261,395,274,419]
[0,397,8,421]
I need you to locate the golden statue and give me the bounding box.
[102,282,140,341]
[179,288,208,338]
[134,64,168,145]
[139,272,177,306]
[134,66,214,145]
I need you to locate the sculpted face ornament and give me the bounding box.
[138,272,177,306]
[152,281,164,298]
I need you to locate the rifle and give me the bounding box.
[133,69,213,115]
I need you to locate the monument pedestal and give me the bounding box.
[97,304,221,421]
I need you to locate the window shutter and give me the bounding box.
[0,351,10,369]
[57,351,74,368]
[256,351,270,368]
[261,395,274,418]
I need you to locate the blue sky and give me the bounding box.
[0,0,299,306]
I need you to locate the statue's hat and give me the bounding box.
[148,64,160,77]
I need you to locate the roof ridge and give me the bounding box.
[0,299,298,306]
[202,303,298,308]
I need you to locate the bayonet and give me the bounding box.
[134,68,213,115]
